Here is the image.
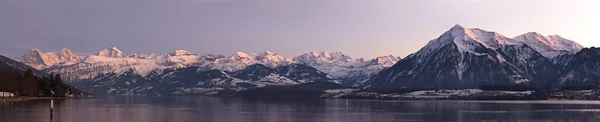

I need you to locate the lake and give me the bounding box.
[2,96,600,122]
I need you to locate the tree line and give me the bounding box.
[0,68,86,97]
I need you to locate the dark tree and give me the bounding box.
[38,76,52,96]
[0,69,20,94]
[21,69,39,96]
[52,74,66,97]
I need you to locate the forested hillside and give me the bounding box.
[0,55,87,97]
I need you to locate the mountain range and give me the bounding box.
[9,24,600,95]
[17,47,399,94]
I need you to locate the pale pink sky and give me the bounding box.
[0,0,598,59]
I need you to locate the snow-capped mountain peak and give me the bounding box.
[449,25,521,51]
[449,24,468,31]
[355,58,366,62]
[257,51,288,62]
[375,55,399,61]
[27,48,44,57]
[420,25,522,56]
[56,48,80,61]
[229,52,254,60]
[110,47,120,51]
[170,50,196,56]
[226,51,288,62]
[161,50,201,68]
[21,48,48,69]
[294,52,354,64]
[204,51,291,72]
[545,35,583,53]
[25,48,44,57]
[60,48,73,54]
[127,53,157,59]
[263,50,275,55]
[513,32,583,59]
[292,52,399,85]
[96,47,126,58]
[371,55,400,67]
[20,48,83,69]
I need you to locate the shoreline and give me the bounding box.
[0,97,69,102]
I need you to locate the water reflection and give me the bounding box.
[2,96,600,122]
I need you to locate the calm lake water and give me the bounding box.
[2,96,600,122]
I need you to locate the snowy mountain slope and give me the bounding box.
[46,55,170,81]
[44,48,196,81]
[231,64,298,86]
[365,25,561,89]
[368,55,401,67]
[72,64,341,95]
[513,32,584,64]
[209,51,291,71]
[292,52,358,79]
[293,52,400,85]
[275,63,340,84]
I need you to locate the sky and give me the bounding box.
[0,0,599,59]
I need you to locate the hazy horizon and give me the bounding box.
[1,0,599,59]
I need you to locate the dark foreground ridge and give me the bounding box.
[0,55,88,98]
